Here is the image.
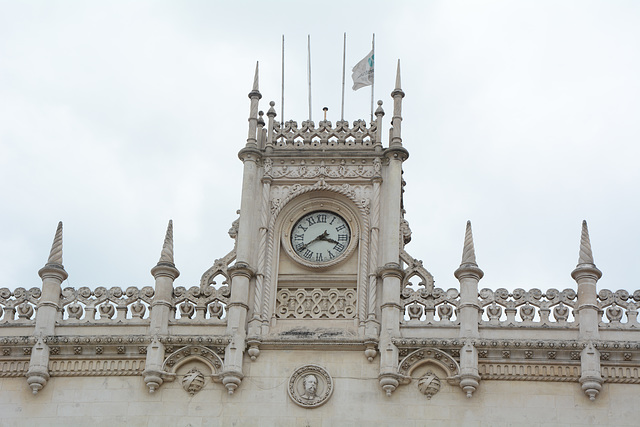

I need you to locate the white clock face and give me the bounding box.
[291,211,351,264]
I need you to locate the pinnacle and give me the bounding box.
[252,61,259,92]
[47,221,64,266]
[395,59,402,91]
[460,220,477,266]
[577,220,595,266]
[158,220,175,266]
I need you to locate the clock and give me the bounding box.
[290,210,352,265]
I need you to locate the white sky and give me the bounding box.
[1,1,639,294]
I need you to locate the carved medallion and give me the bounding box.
[417,371,441,399]
[181,368,206,396]
[288,365,333,408]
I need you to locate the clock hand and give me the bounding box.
[299,231,329,250]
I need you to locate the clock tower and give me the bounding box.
[221,61,409,393]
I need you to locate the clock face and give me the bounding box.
[290,210,351,264]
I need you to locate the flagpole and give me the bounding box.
[370,33,375,123]
[341,32,346,122]
[281,35,285,126]
[307,35,312,122]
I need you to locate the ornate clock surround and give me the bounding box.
[280,196,360,270]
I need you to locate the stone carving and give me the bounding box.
[417,371,441,399]
[273,119,377,150]
[597,289,640,328]
[288,365,333,408]
[479,287,577,326]
[275,288,356,319]
[0,287,41,323]
[60,286,154,322]
[181,368,206,396]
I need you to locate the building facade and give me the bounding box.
[1,63,640,426]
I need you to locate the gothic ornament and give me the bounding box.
[417,371,441,399]
[181,368,206,396]
[288,365,333,408]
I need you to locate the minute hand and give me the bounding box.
[320,236,339,245]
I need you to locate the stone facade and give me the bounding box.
[2,62,640,426]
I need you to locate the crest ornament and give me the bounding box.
[288,365,333,408]
[417,371,441,399]
[181,368,206,396]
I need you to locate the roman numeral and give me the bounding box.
[336,224,346,232]
[333,243,345,252]
[317,214,327,223]
[306,217,316,226]
[329,216,336,225]
[294,234,304,241]
[303,249,313,259]
[337,234,348,241]
[295,243,304,251]
[315,253,324,262]
[327,250,335,259]
[297,225,308,232]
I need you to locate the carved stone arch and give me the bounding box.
[398,348,461,385]
[162,345,224,395]
[261,181,371,326]
[162,345,224,375]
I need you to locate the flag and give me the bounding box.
[351,50,374,91]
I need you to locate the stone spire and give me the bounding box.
[47,221,64,267]
[572,220,602,280]
[249,61,261,99]
[455,221,483,279]
[393,59,403,96]
[246,61,262,149]
[39,221,68,280]
[390,59,405,147]
[460,220,477,266]
[151,220,179,280]
[158,220,175,266]
[577,220,595,266]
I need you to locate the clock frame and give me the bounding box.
[281,198,359,269]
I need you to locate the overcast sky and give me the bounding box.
[1,1,639,295]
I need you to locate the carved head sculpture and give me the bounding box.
[302,374,318,399]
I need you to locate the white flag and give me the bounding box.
[351,50,374,91]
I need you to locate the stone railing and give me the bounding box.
[479,288,577,327]
[60,286,154,323]
[400,251,460,325]
[272,120,378,150]
[597,289,640,328]
[275,287,357,319]
[0,287,41,324]
[172,283,230,322]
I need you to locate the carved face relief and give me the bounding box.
[288,365,333,408]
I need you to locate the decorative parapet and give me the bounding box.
[0,287,41,324]
[400,251,458,325]
[275,287,357,319]
[272,120,377,150]
[597,289,640,328]
[60,286,154,323]
[479,287,578,327]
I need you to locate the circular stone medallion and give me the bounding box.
[288,365,333,408]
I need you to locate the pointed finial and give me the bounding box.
[47,221,64,266]
[253,61,259,91]
[461,220,477,266]
[577,220,594,265]
[158,220,175,265]
[248,61,262,99]
[391,59,405,98]
[454,221,483,280]
[39,221,68,280]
